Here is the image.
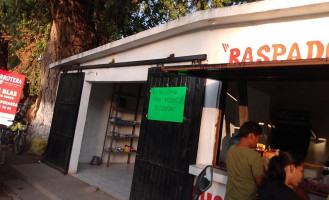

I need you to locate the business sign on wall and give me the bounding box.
[225,40,329,64]
[210,17,329,65]
[0,69,25,125]
[196,182,226,200]
[147,87,187,123]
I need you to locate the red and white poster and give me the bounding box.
[0,69,25,125]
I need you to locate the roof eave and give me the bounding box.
[50,0,329,69]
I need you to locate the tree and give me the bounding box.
[0,0,50,123]
[28,0,96,138]
[1,0,260,140]
[30,0,154,138]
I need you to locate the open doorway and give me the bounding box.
[248,80,328,163]
[219,80,329,165]
[73,82,145,200]
[217,79,329,198]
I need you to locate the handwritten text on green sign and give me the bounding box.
[148,87,187,123]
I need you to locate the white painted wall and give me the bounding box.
[69,81,92,173]
[83,66,151,83]
[196,79,221,165]
[79,83,112,163]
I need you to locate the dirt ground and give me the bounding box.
[0,144,42,200]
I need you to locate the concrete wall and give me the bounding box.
[79,83,112,163]
[196,79,221,165]
[83,66,150,83]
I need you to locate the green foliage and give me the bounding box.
[7,55,21,68]
[31,23,51,59]
[25,61,42,96]
[91,0,148,42]
[92,0,257,43]
[0,0,260,98]
[225,0,261,6]
[0,0,49,97]
[136,0,256,28]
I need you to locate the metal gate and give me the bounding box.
[45,72,85,174]
[130,68,205,200]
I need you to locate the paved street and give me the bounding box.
[0,144,41,200]
[0,144,119,200]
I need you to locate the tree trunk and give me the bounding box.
[28,0,96,139]
[0,36,10,70]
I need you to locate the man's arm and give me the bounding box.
[252,154,264,189]
[254,177,263,188]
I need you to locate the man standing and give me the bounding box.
[225,121,264,200]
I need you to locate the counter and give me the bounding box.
[189,164,329,200]
[189,164,227,200]
[189,164,228,184]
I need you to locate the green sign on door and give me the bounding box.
[148,87,187,123]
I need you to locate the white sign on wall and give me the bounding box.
[197,182,226,200]
[211,16,329,64]
[225,40,328,63]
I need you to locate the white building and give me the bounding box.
[48,0,329,199]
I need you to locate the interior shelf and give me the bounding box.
[112,92,144,99]
[109,120,141,126]
[113,107,143,113]
[103,149,137,153]
[106,135,139,139]
[101,83,143,167]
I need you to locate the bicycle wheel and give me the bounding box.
[14,133,26,155]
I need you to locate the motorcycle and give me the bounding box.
[193,165,213,200]
[0,111,28,155]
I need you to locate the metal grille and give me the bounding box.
[45,72,85,174]
[130,67,205,200]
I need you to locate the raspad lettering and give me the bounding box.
[229,40,328,63]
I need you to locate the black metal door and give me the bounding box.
[45,72,85,174]
[130,68,205,200]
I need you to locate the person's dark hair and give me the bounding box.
[266,151,303,183]
[238,121,262,138]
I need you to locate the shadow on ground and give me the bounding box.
[0,144,42,200]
